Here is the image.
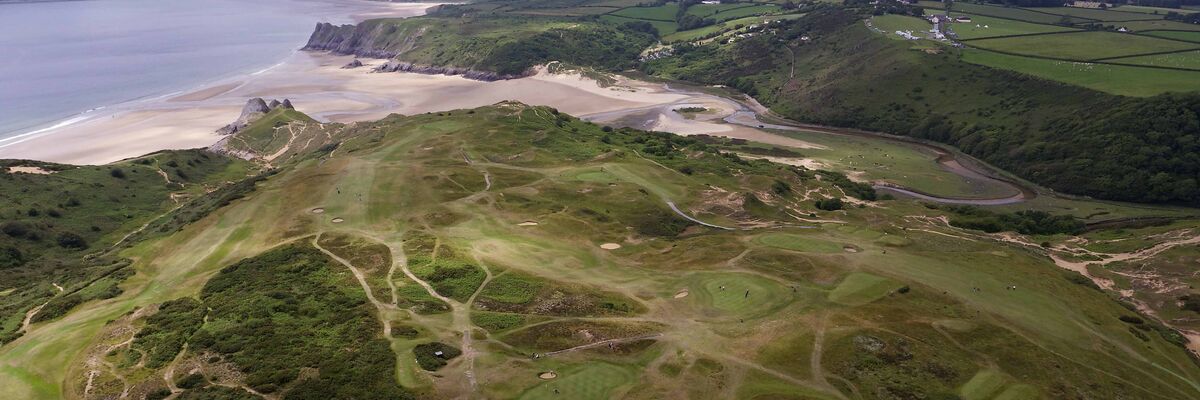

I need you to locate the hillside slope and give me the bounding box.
[3,103,1200,399]
[643,9,1200,205]
[304,16,655,78]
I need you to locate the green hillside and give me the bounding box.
[3,104,1200,399]
[643,8,1200,205]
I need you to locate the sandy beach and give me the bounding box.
[0,1,818,165]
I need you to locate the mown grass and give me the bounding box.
[827,272,903,306]
[519,363,635,400]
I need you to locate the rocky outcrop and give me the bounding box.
[303,22,530,81]
[342,59,364,69]
[372,61,527,82]
[217,98,294,135]
[303,22,398,59]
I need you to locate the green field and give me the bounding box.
[519,363,634,399]
[946,13,1079,39]
[663,13,805,42]
[609,3,679,21]
[966,31,1200,60]
[601,14,679,34]
[689,3,780,21]
[827,272,902,306]
[1144,30,1200,42]
[1116,5,1199,14]
[924,1,1088,24]
[1124,19,1200,31]
[1037,6,1164,21]
[872,14,930,38]
[1107,49,1200,69]
[755,233,846,253]
[960,48,1200,95]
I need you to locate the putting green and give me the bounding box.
[519,363,634,400]
[688,273,792,316]
[827,273,902,306]
[755,233,844,253]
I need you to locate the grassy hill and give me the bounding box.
[3,104,1200,399]
[304,16,655,76]
[643,8,1200,205]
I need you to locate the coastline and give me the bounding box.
[0,0,441,159]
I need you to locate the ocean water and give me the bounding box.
[0,0,383,143]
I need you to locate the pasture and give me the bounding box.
[946,13,1079,39]
[1037,6,1164,21]
[1108,49,1200,70]
[960,49,1200,96]
[965,31,1200,60]
[1144,30,1200,42]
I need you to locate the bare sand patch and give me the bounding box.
[673,290,690,299]
[6,166,53,174]
[331,218,344,223]
[168,82,241,102]
[311,208,325,214]
[538,371,557,380]
[843,246,859,253]
[600,243,622,250]
[518,221,539,226]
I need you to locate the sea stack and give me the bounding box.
[217,97,294,135]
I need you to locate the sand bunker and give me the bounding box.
[331,218,344,223]
[311,208,326,214]
[843,246,859,253]
[538,371,558,380]
[6,166,53,174]
[600,243,622,250]
[518,221,539,226]
[673,290,690,299]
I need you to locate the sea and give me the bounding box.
[0,0,392,145]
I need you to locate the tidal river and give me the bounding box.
[0,0,409,145]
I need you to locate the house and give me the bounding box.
[1071,1,1112,8]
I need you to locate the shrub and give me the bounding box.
[1119,315,1145,324]
[56,232,88,249]
[413,342,462,371]
[1,221,29,237]
[815,198,843,211]
[110,168,126,179]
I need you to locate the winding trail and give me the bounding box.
[666,201,733,230]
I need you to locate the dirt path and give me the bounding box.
[666,201,733,231]
[313,236,396,338]
[540,333,664,357]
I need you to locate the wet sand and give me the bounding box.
[0,53,693,165]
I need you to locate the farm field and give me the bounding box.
[1144,30,1200,42]
[944,13,1079,39]
[1120,19,1200,31]
[1107,49,1200,69]
[871,14,930,38]
[960,48,1200,96]
[600,14,679,34]
[688,3,780,21]
[609,3,679,21]
[1116,4,1199,14]
[662,13,805,42]
[1036,6,1165,21]
[919,1,1089,24]
[965,31,1200,61]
